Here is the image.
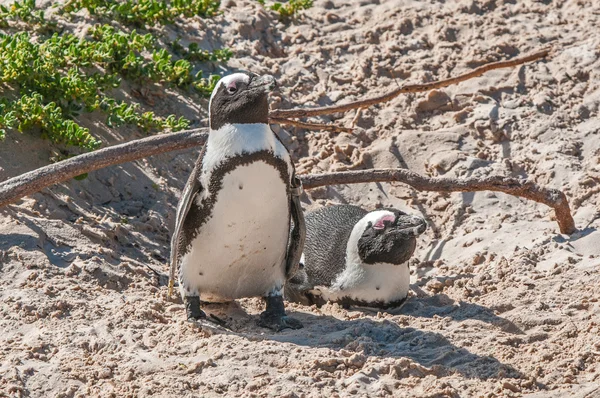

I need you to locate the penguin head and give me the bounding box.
[352,209,427,265]
[209,72,276,130]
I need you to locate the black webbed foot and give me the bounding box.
[257,295,303,332]
[185,296,206,321]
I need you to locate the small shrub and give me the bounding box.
[0,0,46,25]
[257,0,313,21]
[172,39,234,63]
[0,29,198,148]
[0,4,229,150]
[63,0,221,26]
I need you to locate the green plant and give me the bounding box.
[0,0,231,150]
[0,30,193,148]
[172,39,233,63]
[0,23,230,148]
[258,0,313,21]
[0,93,100,149]
[63,0,221,26]
[0,0,46,25]
[89,25,225,93]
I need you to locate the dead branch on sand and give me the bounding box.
[270,47,551,119]
[301,169,576,235]
[0,46,574,234]
[0,114,342,209]
[0,133,576,234]
[0,129,208,209]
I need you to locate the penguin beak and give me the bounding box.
[248,75,277,92]
[386,214,427,237]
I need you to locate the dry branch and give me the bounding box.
[0,135,576,234]
[270,47,551,119]
[0,117,342,208]
[269,117,353,133]
[301,168,575,234]
[0,129,208,209]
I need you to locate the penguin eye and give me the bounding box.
[227,86,237,94]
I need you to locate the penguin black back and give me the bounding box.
[299,205,367,282]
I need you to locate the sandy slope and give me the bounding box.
[1,0,600,396]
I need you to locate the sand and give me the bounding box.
[1,0,600,396]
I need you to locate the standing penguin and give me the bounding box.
[285,205,426,309]
[170,72,305,331]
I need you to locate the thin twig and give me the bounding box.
[584,386,600,398]
[351,108,363,128]
[300,168,575,235]
[269,117,353,133]
[270,47,551,119]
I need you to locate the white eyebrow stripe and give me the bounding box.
[209,73,251,113]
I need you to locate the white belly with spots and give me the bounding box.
[180,161,289,301]
[315,262,410,304]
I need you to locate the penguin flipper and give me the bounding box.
[284,175,306,280]
[169,145,207,294]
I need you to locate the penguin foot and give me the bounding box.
[257,295,303,332]
[185,296,206,321]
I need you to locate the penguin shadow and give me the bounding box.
[198,299,523,381]
[390,292,524,335]
[267,311,524,381]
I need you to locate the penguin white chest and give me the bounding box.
[180,161,289,301]
[316,262,410,305]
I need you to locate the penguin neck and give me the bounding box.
[202,123,292,182]
[342,219,372,289]
[207,123,275,155]
[343,210,397,285]
[340,243,405,298]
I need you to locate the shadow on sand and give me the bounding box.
[269,312,520,381]
[392,293,524,335]
[197,296,524,382]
